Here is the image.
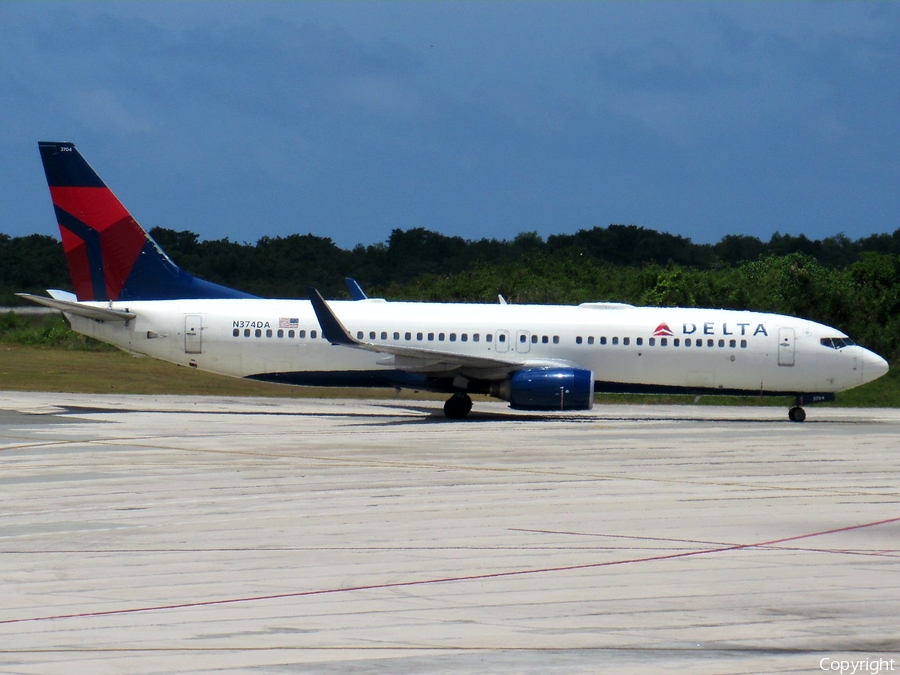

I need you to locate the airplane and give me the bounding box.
[20,141,889,422]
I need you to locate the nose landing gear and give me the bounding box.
[788,406,806,423]
[788,393,835,422]
[443,393,473,419]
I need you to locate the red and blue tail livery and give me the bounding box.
[38,142,253,301]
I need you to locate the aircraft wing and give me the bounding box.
[17,293,136,322]
[308,288,567,376]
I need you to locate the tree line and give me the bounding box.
[3,224,900,360]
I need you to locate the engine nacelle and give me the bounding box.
[491,368,594,411]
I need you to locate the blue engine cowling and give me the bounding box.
[494,368,594,411]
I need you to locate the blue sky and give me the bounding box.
[1,2,898,249]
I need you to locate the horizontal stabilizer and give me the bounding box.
[16,293,136,322]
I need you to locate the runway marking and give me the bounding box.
[0,439,89,453]
[2,515,897,626]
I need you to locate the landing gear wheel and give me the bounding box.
[788,406,806,423]
[443,394,473,419]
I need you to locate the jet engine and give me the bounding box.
[491,368,594,411]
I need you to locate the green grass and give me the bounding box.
[1,312,896,406]
[0,312,114,351]
[0,343,453,400]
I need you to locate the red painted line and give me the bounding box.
[2,515,897,626]
[510,527,900,557]
[510,527,732,547]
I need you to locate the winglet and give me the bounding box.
[345,277,368,301]
[307,288,360,346]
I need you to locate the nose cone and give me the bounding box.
[861,349,889,385]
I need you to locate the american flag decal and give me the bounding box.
[279,317,299,329]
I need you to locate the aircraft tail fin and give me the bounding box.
[37,142,254,301]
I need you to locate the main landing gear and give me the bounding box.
[443,393,473,419]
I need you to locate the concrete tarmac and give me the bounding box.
[0,392,898,674]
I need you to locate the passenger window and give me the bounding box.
[244,329,250,337]
[623,337,630,346]
[673,338,679,347]
[473,334,480,342]
[587,336,594,345]
[417,332,423,341]
[519,334,527,343]
[393,332,400,340]
[612,337,619,345]
[357,331,364,339]
[266,329,273,338]
[707,339,714,347]
[576,336,583,344]
[498,334,505,343]
[553,335,559,344]
[486,334,493,343]
[718,339,725,348]
[369,331,376,340]
[428,332,435,341]
[729,339,736,348]
[381,331,387,340]
[277,329,284,338]
[740,339,747,348]
[255,329,262,338]
[439,332,446,341]
[685,338,691,347]
[311,330,317,339]
[450,333,457,342]
[532,335,538,344]
[636,337,643,346]
[461,334,467,342]
[649,338,655,346]
[599,336,606,345]
[233,328,239,337]
[298,330,305,338]
[289,330,296,338]
[405,332,411,340]
[660,338,667,346]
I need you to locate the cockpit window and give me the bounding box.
[820,337,856,349]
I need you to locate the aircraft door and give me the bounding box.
[185,315,202,354]
[495,330,510,353]
[778,327,794,366]
[516,330,531,353]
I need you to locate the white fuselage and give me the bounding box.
[64,298,888,397]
